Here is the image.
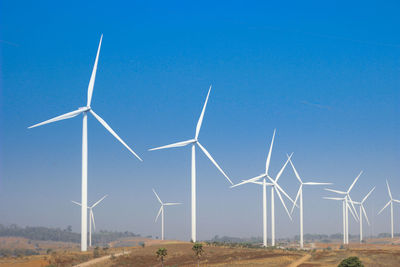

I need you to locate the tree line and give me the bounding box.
[0,224,140,245]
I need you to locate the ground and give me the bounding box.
[1,238,400,266]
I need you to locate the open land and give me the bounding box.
[1,238,400,266]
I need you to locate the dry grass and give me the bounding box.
[1,240,400,267]
[304,245,400,267]
[106,242,305,267]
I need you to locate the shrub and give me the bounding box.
[338,256,364,267]
[156,248,167,267]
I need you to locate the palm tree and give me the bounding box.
[192,243,204,267]
[156,248,167,267]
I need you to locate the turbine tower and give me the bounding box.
[153,189,182,240]
[378,180,400,239]
[288,156,332,248]
[72,195,108,247]
[325,171,362,244]
[231,130,295,247]
[349,187,375,243]
[323,196,358,244]
[149,86,232,242]
[28,35,142,251]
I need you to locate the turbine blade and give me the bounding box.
[291,185,302,215]
[164,203,182,206]
[197,142,233,185]
[91,195,108,208]
[288,156,302,184]
[275,152,293,183]
[273,181,296,204]
[323,197,344,201]
[378,201,391,215]
[265,129,276,175]
[91,209,96,230]
[361,187,375,203]
[90,110,143,161]
[149,139,194,151]
[348,171,363,193]
[247,181,264,185]
[155,206,162,222]
[71,200,82,206]
[275,187,292,220]
[28,109,83,129]
[324,188,347,194]
[153,189,163,204]
[347,201,358,222]
[386,180,393,199]
[347,195,359,221]
[195,85,211,139]
[393,199,400,204]
[87,34,103,107]
[303,182,332,185]
[362,205,370,225]
[230,174,265,188]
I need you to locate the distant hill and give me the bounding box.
[206,233,400,244]
[0,224,140,246]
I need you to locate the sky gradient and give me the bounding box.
[1,1,400,241]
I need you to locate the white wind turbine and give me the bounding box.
[231,130,295,247]
[153,189,182,241]
[349,187,375,243]
[72,195,108,247]
[28,35,142,251]
[324,171,362,244]
[149,86,232,242]
[323,196,358,244]
[288,156,332,249]
[378,180,400,239]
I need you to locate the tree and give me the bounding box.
[338,256,364,267]
[93,247,100,258]
[192,243,204,267]
[156,248,167,267]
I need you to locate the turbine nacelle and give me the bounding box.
[230,131,295,220]
[323,171,363,221]
[148,86,232,185]
[79,106,91,112]
[153,189,182,223]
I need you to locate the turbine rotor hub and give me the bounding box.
[79,106,91,112]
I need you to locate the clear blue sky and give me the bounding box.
[1,1,399,240]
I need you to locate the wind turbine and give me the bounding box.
[349,187,375,243]
[323,196,358,244]
[28,35,142,251]
[324,171,362,244]
[231,130,295,247]
[149,86,232,242]
[72,195,108,247]
[378,180,400,239]
[288,156,332,249]
[153,189,182,240]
